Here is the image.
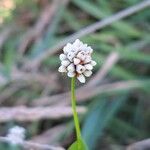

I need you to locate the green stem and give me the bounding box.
[71,77,81,140]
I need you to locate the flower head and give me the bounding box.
[7,126,26,145]
[58,39,96,83]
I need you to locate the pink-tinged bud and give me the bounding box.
[73,58,80,65]
[77,51,86,61]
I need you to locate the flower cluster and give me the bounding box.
[58,39,96,83]
[7,126,26,145]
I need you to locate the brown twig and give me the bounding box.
[23,0,150,69]
[0,106,87,122]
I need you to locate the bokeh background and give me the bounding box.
[0,0,150,150]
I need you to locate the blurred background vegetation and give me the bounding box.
[0,0,150,150]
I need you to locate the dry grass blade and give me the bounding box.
[0,67,58,88]
[0,136,65,150]
[0,24,18,50]
[31,124,66,145]
[127,139,150,150]
[87,52,119,86]
[33,80,146,106]
[0,106,87,122]
[11,68,58,87]
[23,0,150,69]
[18,0,61,55]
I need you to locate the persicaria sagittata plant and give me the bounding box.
[58,39,96,150]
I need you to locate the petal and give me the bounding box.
[61,60,70,66]
[77,74,86,83]
[83,70,92,77]
[67,63,75,72]
[91,60,97,66]
[73,58,80,65]
[67,71,75,77]
[59,54,67,61]
[58,65,67,72]
[84,64,93,70]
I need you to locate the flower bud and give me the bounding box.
[77,74,85,83]
[83,70,92,77]
[67,63,75,72]
[77,51,86,61]
[76,65,86,74]
[67,71,75,77]
[84,64,93,70]
[91,60,97,66]
[59,54,67,61]
[73,58,80,65]
[61,60,70,66]
[58,65,67,72]
[67,52,75,62]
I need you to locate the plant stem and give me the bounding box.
[71,77,81,140]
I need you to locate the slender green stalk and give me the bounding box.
[71,77,81,140]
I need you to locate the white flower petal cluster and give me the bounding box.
[58,39,96,83]
[7,126,26,145]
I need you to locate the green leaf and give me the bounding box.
[97,43,150,63]
[72,0,105,19]
[82,96,127,149]
[72,0,141,37]
[68,138,88,150]
[63,10,82,31]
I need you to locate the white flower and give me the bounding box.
[58,39,96,83]
[7,126,26,145]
